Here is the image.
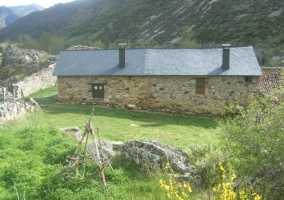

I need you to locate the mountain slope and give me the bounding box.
[0,0,283,52]
[0,4,44,29]
[0,6,20,29]
[192,0,284,47]
[8,4,44,16]
[0,0,86,39]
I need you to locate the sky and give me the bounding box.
[1,0,75,8]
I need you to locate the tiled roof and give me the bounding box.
[260,67,284,95]
[53,46,262,76]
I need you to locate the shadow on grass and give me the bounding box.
[31,95,219,129]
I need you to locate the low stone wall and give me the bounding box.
[0,101,24,122]
[57,75,260,116]
[14,64,57,98]
[0,98,39,123]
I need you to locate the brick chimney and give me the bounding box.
[222,44,231,70]
[118,43,126,68]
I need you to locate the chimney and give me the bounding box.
[118,43,126,68]
[222,44,231,70]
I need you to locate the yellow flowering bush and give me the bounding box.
[159,162,263,200]
[159,163,193,200]
[159,177,192,200]
[214,162,262,200]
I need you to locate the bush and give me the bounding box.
[185,144,230,198]
[220,89,284,199]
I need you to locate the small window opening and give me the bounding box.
[92,84,104,98]
[196,79,205,95]
[245,76,253,83]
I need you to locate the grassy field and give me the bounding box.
[26,86,220,149]
[0,86,221,199]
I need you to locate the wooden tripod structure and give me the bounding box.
[67,107,112,186]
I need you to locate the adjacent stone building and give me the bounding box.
[53,44,262,116]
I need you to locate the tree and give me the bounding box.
[17,33,65,55]
[91,40,104,49]
[18,35,40,50]
[37,32,51,52]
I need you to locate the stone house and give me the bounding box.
[53,44,262,116]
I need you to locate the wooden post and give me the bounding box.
[21,89,26,109]
[2,87,5,103]
[97,126,113,171]
[90,123,106,186]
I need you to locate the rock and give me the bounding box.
[21,55,33,64]
[87,140,114,162]
[121,140,201,185]
[60,126,81,141]
[111,141,124,151]
[127,104,136,109]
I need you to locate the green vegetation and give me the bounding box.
[0,86,219,199]
[193,0,284,66]
[28,86,219,148]
[220,90,284,199]
[17,32,65,55]
[1,85,283,199]
[1,0,283,64]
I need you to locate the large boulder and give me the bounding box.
[121,140,201,185]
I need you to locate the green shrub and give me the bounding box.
[220,89,284,199]
[185,144,230,198]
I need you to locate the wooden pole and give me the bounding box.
[82,122,90,164]
[90,123,106,186]
[97,126,113,171]
[21,89,26,109]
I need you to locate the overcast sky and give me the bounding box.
[1,0,75,8]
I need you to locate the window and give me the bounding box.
[245,76,253,83]
[196,79,205,95]
[92,84,104,98]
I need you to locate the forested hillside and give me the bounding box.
[0,0,283,65]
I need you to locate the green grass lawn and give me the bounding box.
[27,86,220,149]
[0,86,221,199]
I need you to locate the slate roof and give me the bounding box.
[53,46,262,76]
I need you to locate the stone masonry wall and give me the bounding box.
[57,75,260,116]
[14,64,57,98]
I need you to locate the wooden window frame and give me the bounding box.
[92,83,104,99]
[196,78,205,95]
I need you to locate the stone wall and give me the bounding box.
[14,64,57,98]
[260,67,284,95]
[57,75,260,116]
[0,97,40,123]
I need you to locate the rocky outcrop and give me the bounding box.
[0,43,57,82]
[0,43,56,66]
[0,43,57,98]
[121,140,201,185]
[67,45,100,50]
